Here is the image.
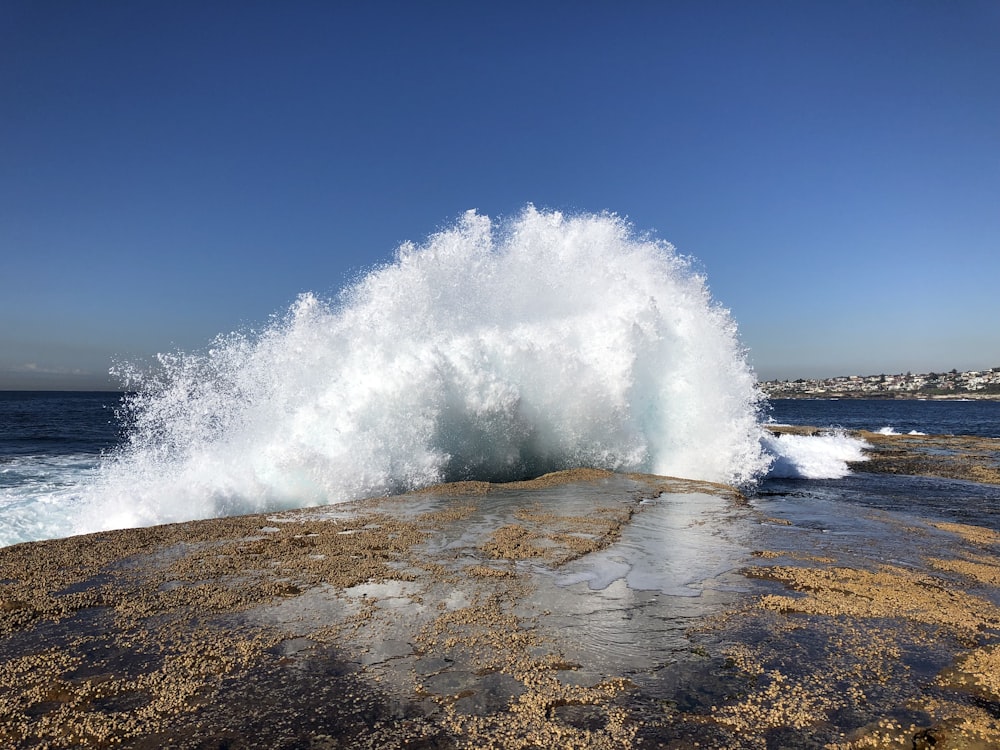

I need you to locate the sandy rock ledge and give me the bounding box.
[1,467,999,748]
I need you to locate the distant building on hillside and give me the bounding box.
[760,366,1000,399]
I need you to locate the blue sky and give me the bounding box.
[2,1,998,389]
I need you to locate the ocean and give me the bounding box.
[1,209,997,547]
[765,398,1000,533]
[2,392,998,548]
[766,396,1000,439]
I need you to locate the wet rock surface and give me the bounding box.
[2,467,1000,748]
[853,430,1000,485]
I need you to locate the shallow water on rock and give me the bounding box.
[550,491,754,595]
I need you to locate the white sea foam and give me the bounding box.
[34,206,768,537]
[761,430,870,480]
[0,207,781,546]
[878,425,926,436]
[0,454,102,544]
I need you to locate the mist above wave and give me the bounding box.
[79,206,770,534]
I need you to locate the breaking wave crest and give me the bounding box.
[73,206,770,534]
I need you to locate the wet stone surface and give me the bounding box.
[853,430,1000,485]
[1,465,1000,748]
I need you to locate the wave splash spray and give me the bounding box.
[81,207,770,534]
[761,430,870,479]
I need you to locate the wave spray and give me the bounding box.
[82,207,770,534]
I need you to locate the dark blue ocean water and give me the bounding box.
[0,391,124,457]
[766,397,1000,438]
[1,392,998,544]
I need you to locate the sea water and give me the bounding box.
[1,208,990,547]
[767,397,1000,438]
[762,398,1000,532]
[0,392,122,544]
[1,397,995,547]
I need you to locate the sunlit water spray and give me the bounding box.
[2,207,866,544]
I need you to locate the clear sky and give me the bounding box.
[2,1,998,389]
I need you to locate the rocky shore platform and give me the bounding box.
[3,442,1000,748]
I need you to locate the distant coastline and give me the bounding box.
[761,366,1000,400]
